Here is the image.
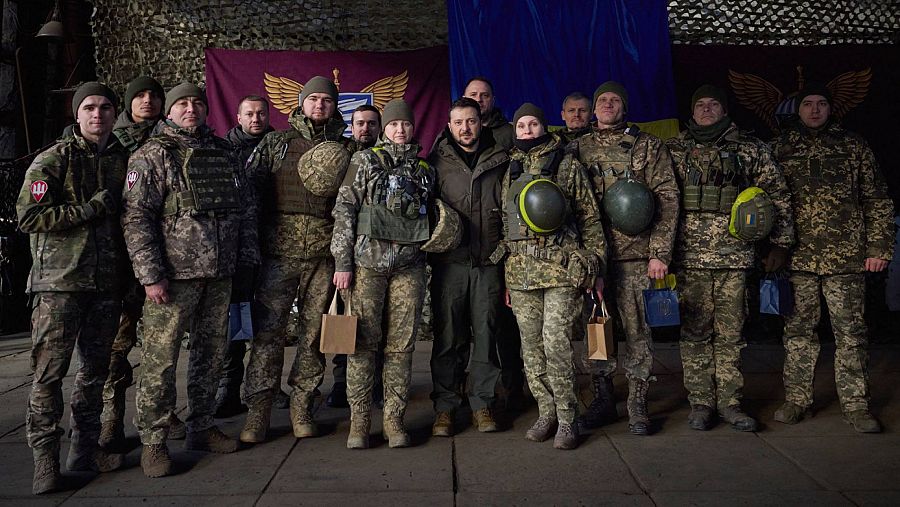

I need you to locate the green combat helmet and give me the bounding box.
[519,178,568,235]
[297,141,351,197]
[603,178,656,235]
[729,186,775,241]
[421,199,463,253]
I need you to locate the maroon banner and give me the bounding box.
[205,46,451,153]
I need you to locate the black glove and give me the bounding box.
[88,189,117,216]
[764,245,789,272]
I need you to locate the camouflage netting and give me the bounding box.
[668,0,900,45]
[90,0,448,93]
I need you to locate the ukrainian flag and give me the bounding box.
[447,0,679,140]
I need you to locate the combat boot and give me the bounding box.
[432,411,454,437]
[347,410,371,449]
[98,419,125,451]
[577,375,617,429]
[168,413,186,440]
[383,415,411,448]
[141,443,173,478]
[774,401,809,425]
[688,404,714,431]
[240,402,272,443]
[290,396,318,438]
[720,405,758,432]
[185,426,239,453]
[553,422,580,450]
[525,416,557,442]
[66,437,124,473]
[32,442,61,495]
[627,377,651,436]
[472,407,499,433]
[845,409,882,433]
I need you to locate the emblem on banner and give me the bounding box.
[728,66,871,131]
[264,69,408,136]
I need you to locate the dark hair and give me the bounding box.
[562,92,591,109]
[237,95,269,114]
[464,76,494,94]
[351,104,381,125]
[449,97,481,120]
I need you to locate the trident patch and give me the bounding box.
[30,180,48,202]
[126,170,139,191]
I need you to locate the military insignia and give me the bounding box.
[728,66,872,131]
[264,68,409,135]
[126,170,139,191]
[30,180,48,202]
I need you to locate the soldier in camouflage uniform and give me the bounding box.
[122,82,259,477]
[496,103,606,450]
[559,92,592,144]
[18,82,128,494]
[214,94,274,419]
[573,81,679,435]
[771,84,894,433]
[667,85,794,432]
[332,99,434,449]
[99,75,187,451]
[239,77,355,444]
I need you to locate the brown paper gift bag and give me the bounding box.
[587,300,614,360]
[320,290,357,355]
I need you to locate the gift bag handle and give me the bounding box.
[650,274,678,290]
[328,290,340,315]
[328,289,354,317]
[344,290,353,317]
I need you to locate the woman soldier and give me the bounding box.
[496,103,606,449]
[332,99,435,449]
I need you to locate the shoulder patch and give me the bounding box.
[126,170,140,191]
[30,180,48,202]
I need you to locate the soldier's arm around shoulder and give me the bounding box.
[330,150,372,271]
[17,145,103,233]
[120,141,169,285]
[856,139,894,260]
[568,156,607,274]
[642,135,680,265]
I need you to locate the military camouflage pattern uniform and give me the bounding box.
[242,111,354,412]
[331,139,434,418]
[499,133,606,424]
[772,122,893,413]
[574,124,679,382]
[122,121,258,444]
[667,121,794,410]
[100,113,162,437]
[17,128,129,453]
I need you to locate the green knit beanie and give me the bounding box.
[592,81,628,113]
[382,99,415,125]
[165,82,206,114]
[71,81,118,117]
[512,102,546,128]
[124,75,165,115]
[691,84,728,112]
[299,76,339,105]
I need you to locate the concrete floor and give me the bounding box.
[1,332,899,506]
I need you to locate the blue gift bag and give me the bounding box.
[643,274,680,327]
[760,273,793,316]
[228,302,253,341]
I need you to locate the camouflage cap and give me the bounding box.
[420,198,463,253]
[297,141,351,197]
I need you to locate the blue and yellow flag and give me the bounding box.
[447,0,679,139]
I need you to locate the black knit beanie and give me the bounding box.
[71,81,118,117]
[124,75,165,114]
[691,84,728,113]
[513,102,546,128]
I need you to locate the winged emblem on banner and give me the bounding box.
[728,67,872,131]
[263,69,409,114]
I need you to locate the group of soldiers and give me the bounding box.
[15,70,893,493]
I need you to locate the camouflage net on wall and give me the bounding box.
[668,0,899,45]
[90,0,448,93]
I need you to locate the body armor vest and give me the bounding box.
[271,134,334,218]
[156,137,240,216]
[681,144,742,213]
[583,128,639,199]
[356,147,431,244]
